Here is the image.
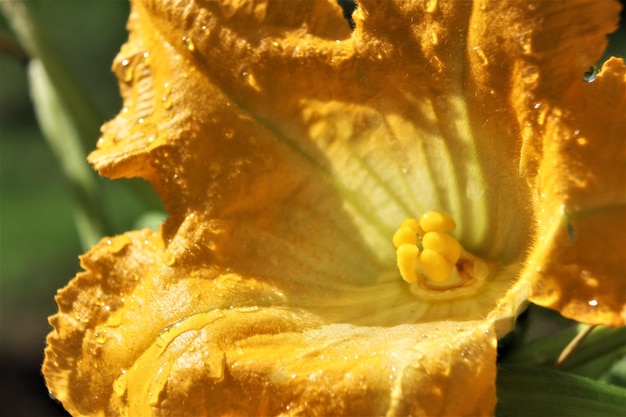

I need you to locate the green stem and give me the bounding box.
[1,1,110,249]
[502,324,626,375]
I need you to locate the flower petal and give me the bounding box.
[44,0,624,415]
[123,316,497,416]
[89,0,532,325]
[524,57,626,326]
[44,230,498,416]
[468,0,625,326]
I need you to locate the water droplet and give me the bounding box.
[107,313,122,327]
[113,369,128,396]
[516,32,532,54]
[73,312,90,323]
[203,352,226,381]
[94,332,107,344]
[472,46,489,66]
[162,96,172,109]
[588,299,598,307]
[105,235,132,254]
[576,137,588,146]
[239,67,261,91]
[583,66,597,82]
[522,65,539,85]
[120,58,134,82]
[429,56,444,73]
[220,2,238,18]
[182,36,196,51]
[581,270,599,287]
[223,128,234,139]
[430,30,438,45]
[424,0,437,13]
[165,252,176,266]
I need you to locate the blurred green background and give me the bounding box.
[0,1,156,415]
[0,1,624,416]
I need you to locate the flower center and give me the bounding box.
[392,211,490,301]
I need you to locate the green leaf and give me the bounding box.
[502,325,626,372]
[497,364,626,417]
[600,355,626,388]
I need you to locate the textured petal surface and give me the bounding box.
[43,0,623,415]
[472,0,626,326]
[524,57,626,326]
[44,231,498,417]
[464,0,625,325]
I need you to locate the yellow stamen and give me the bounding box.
[400,218,424,234]
[419,210,456,233]
[422,231,461,264]
[396,244,420,283]
[420,249,455,283]
[392,211,489,294]
[392,226,419,248]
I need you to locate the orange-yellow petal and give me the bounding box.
[467,0,625,325]
[44,230,498,416]
[523,58,626,326]
[42,0,624,415]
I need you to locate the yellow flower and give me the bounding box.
[43,0,625,416]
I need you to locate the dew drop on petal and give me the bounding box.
[583,66,597,82]
[472,46,489,66]
[113,369,128,396]
[182,36,196,51]
[517,32,532,54]
[94,332,107,344]
[424,0,437,13]
[120,58,134,82]
[165,252,176,266]
[522,65,539,85]
[588,299,599,307]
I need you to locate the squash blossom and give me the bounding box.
[43,0,625,416]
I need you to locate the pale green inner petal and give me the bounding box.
[133,1,530,328]
[213,92,527,327]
